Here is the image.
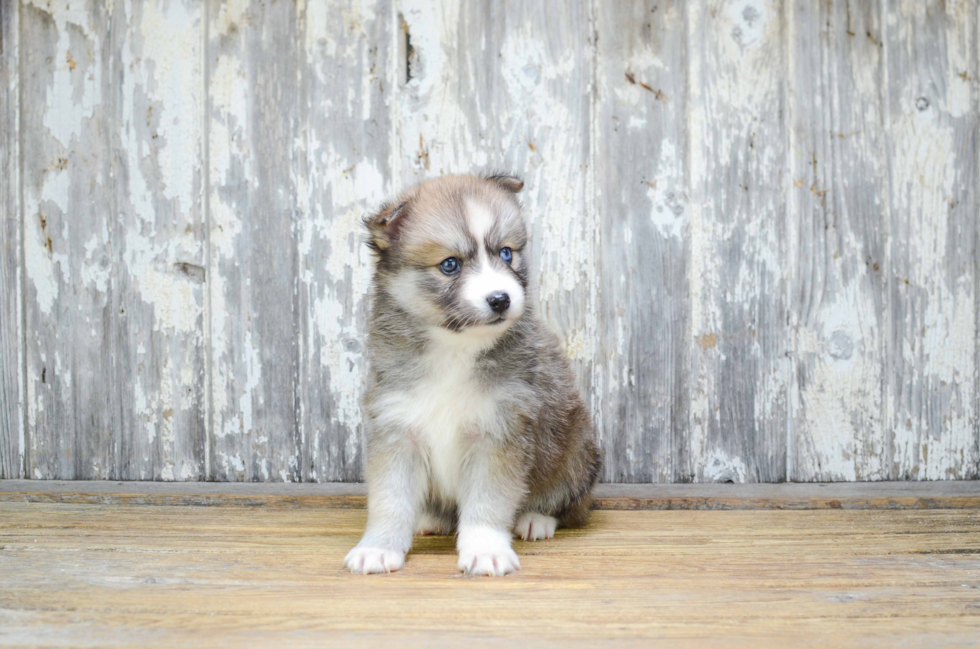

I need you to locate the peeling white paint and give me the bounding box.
[37,7,102,148]
[135,0,201,215]
[179,463,197,480]
[702,449,749,483]
[646,139,686,239]
[11,0,979,485]
[219,452,246,475]
[214,0,250,37]
[24,204,67,316]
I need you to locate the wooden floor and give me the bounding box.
[1,484,979,647]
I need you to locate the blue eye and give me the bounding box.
[499,247,513,263]
[439,257,461,275]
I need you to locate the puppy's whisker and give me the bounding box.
[444,311,466,331]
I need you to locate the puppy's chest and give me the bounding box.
[382,351,501,494]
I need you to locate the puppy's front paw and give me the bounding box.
[513,512,557,541]
[456,525,521,576]
[344,546,406,574]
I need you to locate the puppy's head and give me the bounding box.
[365,173,528,338]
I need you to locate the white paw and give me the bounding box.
[344,546,406,574]
[513,512,557,541]
[457,525,521,576]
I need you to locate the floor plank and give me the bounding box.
[0,502,978,647]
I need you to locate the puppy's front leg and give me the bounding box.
[345,433,424,574]
[456,439,526,577]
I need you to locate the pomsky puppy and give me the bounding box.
[344,173,601,576]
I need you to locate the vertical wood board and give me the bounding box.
[21,1,117,479]
[787,0,888,481]
[686,0,790,482]
[594,1,690,482]
[297,0,393,481]
[111,0,207,480]
[207,0,303,481]
[884,0,978,479]
[19,0,207,481]
[0,0,24,479]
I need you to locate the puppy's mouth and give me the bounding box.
[440,314,511,333]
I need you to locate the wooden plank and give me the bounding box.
[20,1,207,480]
[2,479,978,510]
[786,1,888,480]
[296,0,392,482]
[207,0,303,481]
[394,0,597,422]
[111,0,207,480]
[686,1,789,482]
[21,1,117,479]
[1,504,978,647]
[0,0,23,479]
[594,1,689,482]
[884,1,979,479]
[591,487,980,511]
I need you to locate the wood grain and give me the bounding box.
[787,1,888,480]
[207,0,304,481]
[884,0,978,480]
[21,1,118,479]
[687,1,789,482]
[1,501,978,647]
[0,0,22,479]
[207,0,392,483]
[111,0,208,481]
[594,1,689,482]
[296,0,392,482]
[2,479,979,511]
[2,0,980,483]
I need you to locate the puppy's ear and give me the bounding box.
[484,173,524,193]
[364,201,409,252]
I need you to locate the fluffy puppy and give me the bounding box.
[344,173,601,576]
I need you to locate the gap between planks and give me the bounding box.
[0,480,978,510]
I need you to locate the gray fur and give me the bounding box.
[345,174,601,576]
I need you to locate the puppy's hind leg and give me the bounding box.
[414,507,456,536]
[512,512,558,541]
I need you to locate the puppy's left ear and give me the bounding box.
[364,201,409,252]
[484,173,524,193]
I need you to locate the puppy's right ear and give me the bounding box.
[364,201,409,252]
[484,173,524,193]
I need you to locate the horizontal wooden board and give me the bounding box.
[1,503,979,647]
[1,480,978,510]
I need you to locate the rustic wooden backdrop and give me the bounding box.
[1,0,978,483]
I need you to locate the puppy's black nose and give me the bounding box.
[487,292,510,314]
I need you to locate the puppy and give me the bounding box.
[344,173,601,576]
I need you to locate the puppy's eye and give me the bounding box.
[439,257,461,275]
[499,247,513,263]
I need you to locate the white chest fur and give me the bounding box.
[373,332,504,499]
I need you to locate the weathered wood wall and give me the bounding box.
[0,0,977,483]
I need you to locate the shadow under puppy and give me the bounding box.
[345,173,601,576]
